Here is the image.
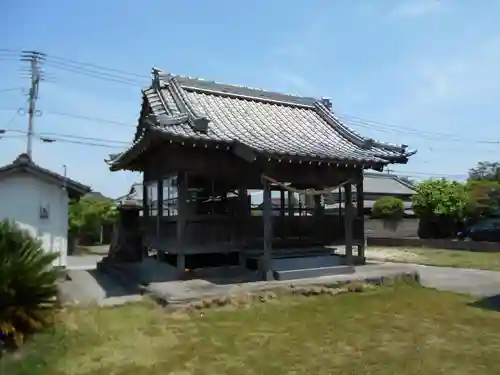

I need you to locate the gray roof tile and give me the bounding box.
[110,72,416,168]
[362,172,415,195]
[0,153,91,197]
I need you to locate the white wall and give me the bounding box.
[0,174,69,267]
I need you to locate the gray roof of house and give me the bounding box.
[361,172,415,195]
[85,191,111,201]
[115,182,143,203]
[108,71,415,170]
[322,171,415,205]
[0,153,91,198]
[326,200,413,210]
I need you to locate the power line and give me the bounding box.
[0,87,22,94]
[389,170,467,178]
[339,114,500,145]
[2,112,18,128]
[6,48,498,145]
[0,128,127,149]
[44,60,143,87]
[1,128,128,146]
[44,110,135,127]
[2,48,497,177]
[47,53,148,80]
[0,127,468,178]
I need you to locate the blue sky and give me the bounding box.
[1,0,500,198]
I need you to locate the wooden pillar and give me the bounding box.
[156,179,163,260]
[287,191,293,217]
[176,172,187,273]
[337,187,342,226]
[142,180,149,220]
[262,177,273,280]
[344,182,354,265]
[356,176,365,263]
[314,194,323,242]
[280,189,285,239]
[238,186,249,266]
[313,194,323,216]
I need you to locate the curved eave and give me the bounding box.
[107,132,152,171]
[107,127,413,174]
[314,102,412,158]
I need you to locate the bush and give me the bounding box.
[372,196,405,220]
[0,220,59,347]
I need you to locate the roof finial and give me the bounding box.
[14,153,32,164]
[320,97,332,111]
[151,67,161,88]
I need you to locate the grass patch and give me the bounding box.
[4,284,500,375]
[371,246,500,271]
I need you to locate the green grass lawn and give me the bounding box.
[372,246,500,271]
[5,284,500,375]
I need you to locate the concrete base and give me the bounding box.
[145,263,420,307]
[271,255,353,281]
[273,265,354,281]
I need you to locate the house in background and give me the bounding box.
[0,153,90,267]
[85,191,112,201]
[116,182,144,214]
[116,182,143,205]
[322,171,416,216]
[317,171,418,238]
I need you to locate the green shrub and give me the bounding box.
[0,220,59,347]
[372,196,405,220]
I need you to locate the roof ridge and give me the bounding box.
[154,69,318,108]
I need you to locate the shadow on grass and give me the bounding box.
[469,295,500,312]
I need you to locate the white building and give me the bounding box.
[0,154,90,267]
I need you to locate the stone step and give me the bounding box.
[273,265,354,281]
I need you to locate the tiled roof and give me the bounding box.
[322,172,415,206]
[326,200,414,210]
[362,172,415,195]
[109,71,415,169]
[0,153,91,198]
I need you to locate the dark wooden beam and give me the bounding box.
[142,180,149,221]
[156,179,163,260]
[280,189,285,239]
[356,175,365,262]
[344,182,354,265]
[262,176,273,281]
[176,172,188,273]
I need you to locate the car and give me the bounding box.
[457,218,500,242]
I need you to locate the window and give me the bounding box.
[147,181,158,217]
[163,175,178,216]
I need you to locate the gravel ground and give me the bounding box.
[333,245,424,262]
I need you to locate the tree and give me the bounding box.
[466,179,500,218]
[69,197,118,244]
[372,196,405,221]
[412,179,468,218]
[412,179,469,238]
[468,161,500,182]
[0,220,58,347]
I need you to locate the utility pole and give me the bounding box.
[20,50,45,159]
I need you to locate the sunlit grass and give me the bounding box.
[5,284,500,375]
[370,246,500,270]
